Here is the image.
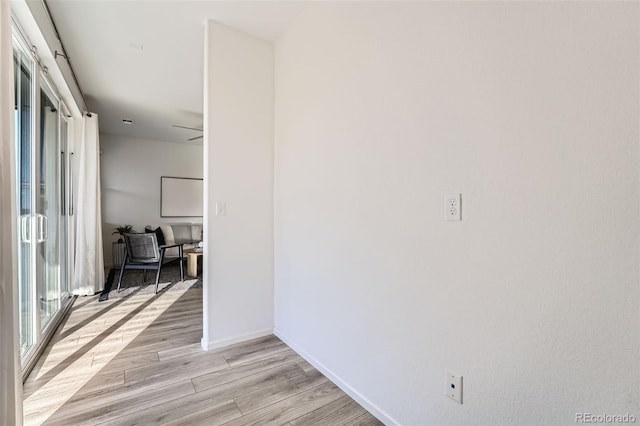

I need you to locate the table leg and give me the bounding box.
[187,254,198,277]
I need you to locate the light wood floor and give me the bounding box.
[23,285,383,426]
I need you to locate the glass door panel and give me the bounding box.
[38,88,61,331]
[14,48,35,357]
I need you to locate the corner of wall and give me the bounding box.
[202,328,274,352]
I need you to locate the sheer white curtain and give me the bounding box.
[72,114,105,295]
[0,0,24,424]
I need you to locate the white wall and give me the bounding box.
[100,133,203,266]
[202,21,274,349]
[274,3,639,425]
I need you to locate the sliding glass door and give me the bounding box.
[14,39,36,357]
[38,86,62,330]
[13,31,72,366]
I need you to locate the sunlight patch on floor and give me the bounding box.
[23,285,192,425]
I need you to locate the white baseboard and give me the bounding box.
[274,328,398,426]
[201,327,274,351]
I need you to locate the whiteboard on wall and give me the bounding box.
[160,176,203,217]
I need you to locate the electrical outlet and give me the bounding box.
[445,193,461,221]
[216,202,226,217]
[445,370,463,404]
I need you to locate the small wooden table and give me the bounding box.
[186,250,204,277]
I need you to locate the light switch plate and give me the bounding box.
[446,370,463,404]
[445,193,461,221]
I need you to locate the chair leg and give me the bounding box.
[117,254,127,292]
[179,245,184,282]
[143,269,147,282]
[155,251,166,294]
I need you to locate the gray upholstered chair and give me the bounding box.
[117,233,184,294]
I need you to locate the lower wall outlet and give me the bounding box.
[446,370,463,404]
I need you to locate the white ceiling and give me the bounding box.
[47,0,306,143]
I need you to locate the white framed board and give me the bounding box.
[160,176,203,217]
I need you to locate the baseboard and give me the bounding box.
[201,327,274,351]
[274,328,398,426]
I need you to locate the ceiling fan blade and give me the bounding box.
[173,124,203,131]
[188,135,203,141]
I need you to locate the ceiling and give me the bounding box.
[47,0,306,143]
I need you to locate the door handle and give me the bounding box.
[69,152,74,216]
[42,215,48,242]
[20,216,31,243]
[61,150,66,216]
[36,214,48,243]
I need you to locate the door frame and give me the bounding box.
[11,20,75,380]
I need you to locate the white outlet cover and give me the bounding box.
[446,370,463,404]
[445,193,461,221]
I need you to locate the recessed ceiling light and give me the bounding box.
[122,119,133,124]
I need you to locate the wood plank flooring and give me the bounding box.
[23,285,383,426]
